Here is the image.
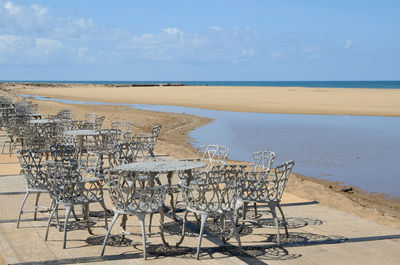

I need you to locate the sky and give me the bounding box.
[0,0,399,81]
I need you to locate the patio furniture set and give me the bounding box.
[0,96,295,260]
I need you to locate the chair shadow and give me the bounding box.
[11,231,400,264]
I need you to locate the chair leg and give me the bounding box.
[159,209,168,247]
[148,213,153,237]
[138,214,147,260]
[83,203,93,235]
[17,191,30,228]
[270,206,281,246]
[220,214,227,244]
[239,201,249,233]
[100,200,108,230]
[100,212,120,256]
[254,202,258,218]
[45,204,58,241]
[176,210,188,247]
[120,214,127,243]
[228,212,243,255]
[71,206,80,221]
[277,203,289,237]
[33,192,41,221]
[196,213,208,260]
[53,200,61,231]
[63,205,72,249]
[193,212,201,233]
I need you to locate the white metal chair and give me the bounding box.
[45,160,108,249]
[16,149,53,228]
[239,160,295,245]
[178,169,243,260]
[101,169,169,260]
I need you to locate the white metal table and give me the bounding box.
[113,160,206,221]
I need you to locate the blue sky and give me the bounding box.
[0,0,399,81]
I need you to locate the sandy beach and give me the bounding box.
[1,83,400,264]
[5,82,400,116]
[2,82,400,226]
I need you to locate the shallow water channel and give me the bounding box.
[21,94,400,198]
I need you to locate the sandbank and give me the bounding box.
[5,82,400,116]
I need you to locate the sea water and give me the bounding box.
[5,80,400,89]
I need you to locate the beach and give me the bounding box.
[1,83,400,264]
[5,82,400,116]
[2,82,400,225]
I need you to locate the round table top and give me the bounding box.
[29,119,53,124]
[64,129,100,136]
[112,160,206,173]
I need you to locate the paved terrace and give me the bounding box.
[0,153,399,265]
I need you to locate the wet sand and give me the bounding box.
[1,83,400,230]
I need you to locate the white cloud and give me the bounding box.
[345,40,352,49]
[161,27,183,36]
[0,1,259,65]
[117,26,258,63]
[34,38,62,54]
[210,26,222,31]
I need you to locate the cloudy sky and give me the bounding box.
[0,0,399,81]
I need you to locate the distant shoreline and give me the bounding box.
[1,80,400,89]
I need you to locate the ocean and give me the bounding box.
[4,80,400,89]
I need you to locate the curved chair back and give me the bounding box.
[252,150,275,171]
[240,160,294,203]
[131,125,162,159]
[197,144,229,170]
[274,160,295,200]
[111,121,134,142]
[179,168,241,214]
[46,160,103,204]
[104,169,169,214]
[50,144,77,162]
[17,149,51,192]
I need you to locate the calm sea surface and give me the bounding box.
[21,94,400,198]
[5,80,400,89]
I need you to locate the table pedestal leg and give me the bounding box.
[120,214,127,243]
[167,172,178,221]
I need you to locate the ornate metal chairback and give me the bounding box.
[196,144,229,170]
[105,169,169,213]
[95,129,122,153]
[274,160,295,200]
[109,141,150,168]
[50,144,77,162]
[46,160,103,204]
[111,121,134,142]
[240,160,294,203]
[17,149,51,191]
[6,115,30,136]
[14,100,36,116]
[131,125,162,158]
[23,129,47,150]
[252,150,275,171]
[179,168,241,214]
